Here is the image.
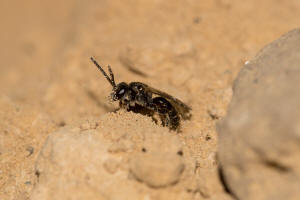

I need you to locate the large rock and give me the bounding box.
[218,29,300,200]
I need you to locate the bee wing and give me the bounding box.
[143,84,192,120]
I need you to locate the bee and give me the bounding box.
[90,57,191,131]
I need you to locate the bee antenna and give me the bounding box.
[90,57,116,88]
[107,65,116,87]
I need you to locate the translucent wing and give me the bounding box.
[136,82,192,120]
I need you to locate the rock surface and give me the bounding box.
[218,29,300,200]
[129,132,184,188]
[31,111,208,200]
[0,97,55,199]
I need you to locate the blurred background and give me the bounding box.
[0,1,299,123]
[1,0,299,103]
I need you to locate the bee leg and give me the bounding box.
[167,110,180,130]
[152,97,180,130]
[119,101,130,111]
[158,113,168,127]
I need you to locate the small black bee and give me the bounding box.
[90,57,191,131]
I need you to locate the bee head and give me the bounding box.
[90,57,132,102]
[111,82,129,101]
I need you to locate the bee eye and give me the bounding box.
[118,88,125,95]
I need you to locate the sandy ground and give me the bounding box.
[1,0,300,199]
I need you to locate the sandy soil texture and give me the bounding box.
[1,0,300,199]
